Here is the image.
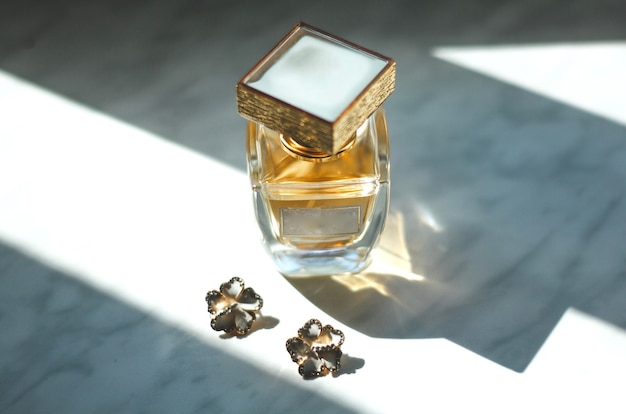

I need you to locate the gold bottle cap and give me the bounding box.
[236,22,395,155]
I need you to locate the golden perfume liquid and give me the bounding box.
[236,22,395,276]
[247,107,390,276]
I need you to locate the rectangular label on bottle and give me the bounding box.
[280,206,361,236]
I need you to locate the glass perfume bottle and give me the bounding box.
[236,22,395,276]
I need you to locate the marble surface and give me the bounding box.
[1,0,626,412]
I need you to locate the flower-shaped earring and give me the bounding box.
[205,277,263,335]
[286,319,345,378]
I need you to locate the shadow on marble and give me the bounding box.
[1,0,625,168]
[0,242,356,414]
[286,85,626,372]
[1,0,625,376]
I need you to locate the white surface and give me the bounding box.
[248,34,387,121]
[1,70,625,413]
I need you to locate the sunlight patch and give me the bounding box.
[434,42,626,126]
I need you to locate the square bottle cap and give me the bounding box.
[236,22,395,155]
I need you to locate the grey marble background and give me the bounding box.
[1,0,626,412]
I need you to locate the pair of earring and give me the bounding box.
[205,277,345,379]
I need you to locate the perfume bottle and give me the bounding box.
[236,22,395,276]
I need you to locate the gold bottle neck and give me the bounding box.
[280,133,356,162]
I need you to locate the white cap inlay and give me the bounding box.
[248,35,387,122]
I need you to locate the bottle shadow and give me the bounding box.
[285,191,626,373]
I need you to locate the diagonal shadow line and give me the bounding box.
[1,0,625,375]
[0,242,358,414]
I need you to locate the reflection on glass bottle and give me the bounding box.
[248,107,390,276]
[237,22,395,276]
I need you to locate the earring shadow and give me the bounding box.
[333,354,365,377]
[219,315,280,339]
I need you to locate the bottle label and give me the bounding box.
[281,206,361,236]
